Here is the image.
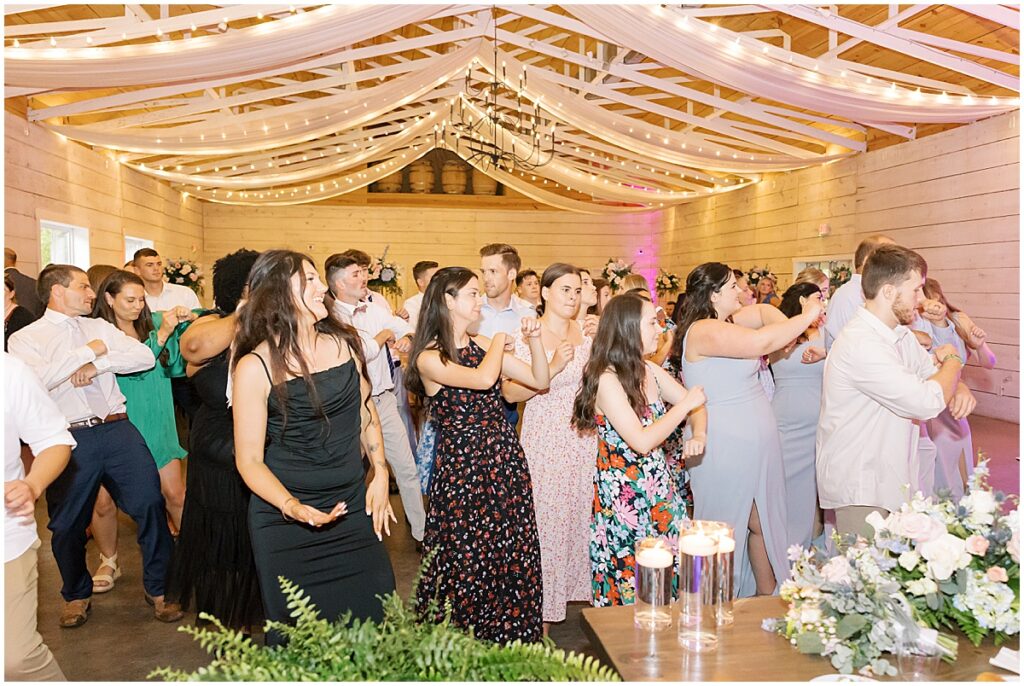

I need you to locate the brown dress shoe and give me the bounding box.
[59,598,91,628]
[144,593,184,623]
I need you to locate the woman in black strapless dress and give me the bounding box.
[231,251,395,645]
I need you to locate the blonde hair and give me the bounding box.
[794,267,828,288]
[619,273,649,293]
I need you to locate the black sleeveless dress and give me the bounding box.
[248,357,395,645]
[165,349,264,629]
[415,340,543,643]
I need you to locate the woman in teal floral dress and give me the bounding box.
[87,270,196,591]
[572,292,707,606]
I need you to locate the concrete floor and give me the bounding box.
[31,415,1019,681]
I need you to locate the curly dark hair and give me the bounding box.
[212,248,260,314]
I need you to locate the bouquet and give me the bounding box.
[767,458,1019,676]
[368,245,403,297]
[829,261,853,290]
[655,269,681,297]
[745,265,776,289]
[601,258,634,293]
[164,258,204,295]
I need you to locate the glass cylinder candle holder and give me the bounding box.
[634,537,674,631]
[677,520,720,652]
[713,523,735,625]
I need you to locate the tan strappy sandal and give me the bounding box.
[91,552,122,593]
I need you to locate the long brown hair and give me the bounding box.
[231,250,369,429]
[571,292,649,433]
[668,262,732,365]
[589,278,609,315]
[90,270,165,365]
[405,266,478,397]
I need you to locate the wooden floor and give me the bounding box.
[30,416,1020,681]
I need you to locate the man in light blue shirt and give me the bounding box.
[823,234,895,351]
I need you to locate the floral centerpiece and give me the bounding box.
[655,269,681,298]
[828,261,853,291]
[766,459,1019,676]
[164,258,204,296]
[368,246,403,298]
[602,258,634,293]
[745,265,776,290]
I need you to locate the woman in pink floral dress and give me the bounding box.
[505,263,596,628]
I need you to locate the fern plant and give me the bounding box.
[150,575,619,682]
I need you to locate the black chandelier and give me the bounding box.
[434,10,556,172]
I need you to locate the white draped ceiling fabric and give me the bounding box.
[4,4,1019,211]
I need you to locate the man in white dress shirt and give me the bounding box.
[5,353,74,680]
[403,260,439,332]
[325,252,426,543]
[816,246,976,539]
[8,264,182,628]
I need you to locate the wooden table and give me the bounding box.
[581,597,1017,681]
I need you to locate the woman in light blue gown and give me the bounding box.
[769,282,828,550]
[673,263,822,597]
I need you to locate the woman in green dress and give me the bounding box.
[87,270,196,593]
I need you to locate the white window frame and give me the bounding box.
[124,235,155,265]
[39,219,89,270]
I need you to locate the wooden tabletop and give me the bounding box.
[581,596,1018,682]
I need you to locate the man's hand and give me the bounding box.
[5,479,39,518]
[933,344,962,366]
[948,383,977,420]
[69,363,99,387]
[393,334,412,354]
[396,306,410,321]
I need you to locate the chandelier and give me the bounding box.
[434,10,556,172]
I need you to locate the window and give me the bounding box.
[125,236,154,265]
[39,220,89,270]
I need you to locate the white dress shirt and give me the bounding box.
[332,298,411,395]
[145,282,201,312]
[822,274,862,351]
[471,294,536,338]
[403,292,425,331]
[5,353,76,562]
[816,307,947,512]
[8,309,155,423]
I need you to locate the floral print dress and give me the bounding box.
[592,401,688,606]
[416,340,543,643]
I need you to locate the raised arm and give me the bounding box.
[596,372,705,456]
[93,319,156,375]
[181,312,236,365]
[417,333,507,393]
[9,332,98,390]
[688,299,821,360]
[494,319,550,392]
[232,354,344,527]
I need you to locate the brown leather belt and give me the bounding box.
[69,413,128,431]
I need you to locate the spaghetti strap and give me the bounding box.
[252,353,272,384]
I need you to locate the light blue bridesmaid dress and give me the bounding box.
[681,328,790,598]
[770,339,824,550]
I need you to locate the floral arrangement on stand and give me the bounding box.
[765,459,1019,676]
[828,261,853,291]
[163,258,204,296]
[601,258,634,293]
[368,246,403,298]
[745,265,776,290]
[654,269,681,298]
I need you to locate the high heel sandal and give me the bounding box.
[91,552,122,594]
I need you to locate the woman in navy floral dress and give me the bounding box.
[572,293,707,606]
[405,267,551,643]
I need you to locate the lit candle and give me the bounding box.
[679,533,717,557]
[717,535,736,554]
[636,546,674,569]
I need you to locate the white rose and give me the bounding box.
[180,264,192,275]
[865,510,890,535]
[962,490,999,526]
[907,577,939,596]
[820,556,852,584]
[898,550,921,571]
[894,512,947,542]
[799,605,823,625]
[918,533,971,581]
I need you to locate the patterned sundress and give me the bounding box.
[591,400,688,606]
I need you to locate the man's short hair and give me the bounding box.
[861,245,928,300]
[412,260,439,282]
[133,247,160,265]
[4,247,16,266]
[515,269,538,288]
[324,253,361,284]
[37,264,85,304]
[479,243,522,273]
[854,234,894,270]
[340,249,372,268]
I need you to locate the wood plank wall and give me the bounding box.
[202,203,668,296]
[658,111,1020,422]
[3,111,204,279]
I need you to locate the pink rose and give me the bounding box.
[986,566,1009,583]
[894,512,947,542]
[965,534,990,556]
